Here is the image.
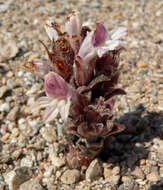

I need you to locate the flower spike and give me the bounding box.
[27,11,127,168]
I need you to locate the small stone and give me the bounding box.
[50,155,65,168]
[0,86,9,98]
[4,167,32,190]
[139,159,146,165]
[89,1,101,8]
[112,166,120,175]
[146,167,160,182]
[159,167,163,177]
[20,158,33,168]
[0,63,10,72]
[131,166,145,180]
[10,128,19,138]
[85,159,103,181]
[19,179,43,190]
[26,84,41,95]
[43,166,54,178]
[104,166,120,185]
[0,39,19,62]
[61,169,80,184]
[1,133,10,142]
[6,71,14,78]
[12,149,22,160]
[7,78,18,89]
[0,153,11,163]
[0,103,10,112]
[40,125,57,143]
[0,1,12,12]
[7,105,19,121]
[104,167,112,179]
[136,61,148,68]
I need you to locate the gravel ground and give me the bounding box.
[0,0,162,189]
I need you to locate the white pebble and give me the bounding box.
[17,71,24,77]
[0,103,10,112]
[20,158,33,168]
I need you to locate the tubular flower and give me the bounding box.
[26,11,127,168]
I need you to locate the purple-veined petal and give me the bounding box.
[78,31,96,63]
[66,11,82,37]
[109,27,127,40]
[58,98,71,121]
[44,20,59,41]
[96,40,121,57]
[43,105,59,123]
[38,96,57,108]
[74,31,97,86]
[44,72,71,99]
[39,97,71,123]
[92,23,107,47]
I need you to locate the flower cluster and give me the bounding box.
[25,11,127,168]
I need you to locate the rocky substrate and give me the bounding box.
[0,0,162,189]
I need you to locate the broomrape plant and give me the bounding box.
[25,11,127,168]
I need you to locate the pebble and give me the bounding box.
[43,166,54,178]
[0,86,9,98]
[26,84,42,95]
[131,166,145,180]
[10,128,19,138]
[6,71,14,78]
[89,1,101,8]
[159,166,163,177]
[146,167,160,182]
[27,118,41,136]
[120,177,136,190]
[0,63,10,72]
[85,159,103,181]
[61,169,80,184]
[4,167,32,190]
[19,179,43,190]
[0,103,10,112]
[7,78,18,89]
[104,166,120,185]
[7,105,19,121]
[40,125,57,143]
[0,0,13,12]
[20,157,33,168]
[0,39,18,62]
[50,155,66,168]
[136,61,148,68]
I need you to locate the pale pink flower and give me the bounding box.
[37,72,72,122]
[74,24,127,85]
[95,25,127,57]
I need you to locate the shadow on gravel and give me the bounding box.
[99,104,163,187]
[148,180,163,190]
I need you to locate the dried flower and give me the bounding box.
[26,10,127,168]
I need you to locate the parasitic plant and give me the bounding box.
[25,11,127,168]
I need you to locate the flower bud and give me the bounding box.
[66,11,82,37]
